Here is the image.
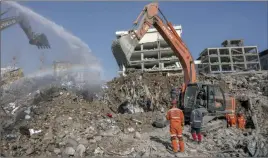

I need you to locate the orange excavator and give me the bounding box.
[112,2,236,129]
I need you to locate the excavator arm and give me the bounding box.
[0,9,51,49]
[112,2,236,126]
[0,16,18,30]
[124,3,197,87]
[17,13,51,49]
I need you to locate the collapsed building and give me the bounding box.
[198,39,262,73]
[1,37,267,157]
[1,3,267,157]
[53,60,101,86]
[53,61,72,77]
[112,29,262,76]
[1,70,268,157]
[112,25,188,76]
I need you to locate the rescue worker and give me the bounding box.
[166,99,185,153]
[170,87,178,102]
[190,105,205,144]
[237,112,246,130]
[226,113,237,127]
[196,88,206,108]
[145,96,152,111]
[177,87,183,109]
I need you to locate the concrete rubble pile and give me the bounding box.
[102,72,184,113]
[1,67,24,86]
[0,71,268,157]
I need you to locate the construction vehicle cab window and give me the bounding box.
[1,1,268,157]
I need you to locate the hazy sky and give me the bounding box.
[1,1,267,80]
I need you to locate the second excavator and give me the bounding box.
[0,7,51,49]
[112,2,237,131]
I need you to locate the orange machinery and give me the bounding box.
[113,2,236,124]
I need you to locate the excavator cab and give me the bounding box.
[183,83,227,123]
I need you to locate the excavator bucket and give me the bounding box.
[29,33,51,49]
[111,34,139,66]
[16,12,51,49]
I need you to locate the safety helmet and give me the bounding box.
[171,99,177,105]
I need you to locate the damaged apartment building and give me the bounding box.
[112,25,184,75]
[53,61,101,83]
[53,61,72,77]
[198,39,261,73]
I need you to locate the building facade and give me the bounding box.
[198,39,261,73]
[53,61,101,84]
[53,61,72,77]
[113,25,184,75]
[259,49,268,70]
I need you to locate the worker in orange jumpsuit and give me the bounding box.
[226,113,237,127]
[237,112,246,130]
[166,100,185,153]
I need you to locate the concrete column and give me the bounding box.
[200,50,207,73]
[208,49,212,73]
[242,47,248,70]
[159,62,162,70]
[141,53,144,61]
[158,41,161,60]
[228,48,234,71]
[256,47,262,71]
[141,44,143,51]
[141,62,144,72]
[217,48,222,72]
[201,56,205,73]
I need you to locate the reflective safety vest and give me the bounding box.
[166,107,184,126]
[237,115,246,129]
[190,108,204,128]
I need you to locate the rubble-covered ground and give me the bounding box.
[1,71,268,157]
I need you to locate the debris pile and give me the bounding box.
[0,67,24,86]
[0,71,268,157]
[103,72,184,113]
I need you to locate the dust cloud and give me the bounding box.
[2,1,103,81]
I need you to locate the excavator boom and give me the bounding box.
[112,2,236,126]
[113,3,196,86]
[0,8,51,49]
